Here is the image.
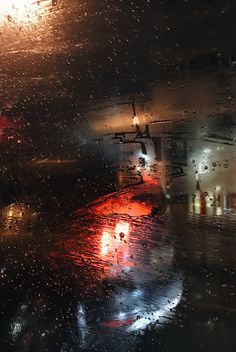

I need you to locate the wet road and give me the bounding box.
[0,179,235,352]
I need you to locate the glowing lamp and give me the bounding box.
[132,115,140,126]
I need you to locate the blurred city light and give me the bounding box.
[0,0,49,25]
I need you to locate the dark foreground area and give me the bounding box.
[0,176,235,352]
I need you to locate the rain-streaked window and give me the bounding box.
[0,1,235,351]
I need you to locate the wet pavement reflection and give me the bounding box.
[0,177,235,352]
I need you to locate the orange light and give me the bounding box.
[0,0,41,25]
[132,115,140,126]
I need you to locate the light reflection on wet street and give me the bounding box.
[0,177,235,352]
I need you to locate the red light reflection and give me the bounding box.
[115,221,130,236]
[48,182,166,283]
[80,182,161,218]
[100,221,130,260]
[100,231,112,256]
[0,115,22,144]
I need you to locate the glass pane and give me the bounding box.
[0,1,235,351]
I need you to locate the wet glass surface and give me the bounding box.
[0,1,236,351]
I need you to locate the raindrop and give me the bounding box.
[119,232,125,240]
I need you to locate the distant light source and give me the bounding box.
[203,148,211,154]
[0,0,30,14]
[0,0,41,25]
[132,115,140,126]
[139,153,149,162]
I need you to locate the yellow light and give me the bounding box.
[0,0,39,25]
[0,0,30,13]
[132,115,140,126]
[8,209,13,217]
[1,0,28,10]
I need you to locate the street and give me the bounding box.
[0,176,235,352]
